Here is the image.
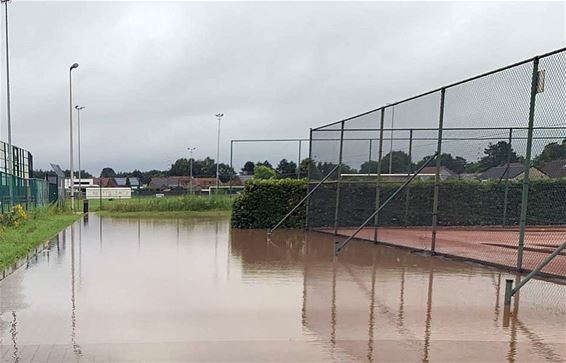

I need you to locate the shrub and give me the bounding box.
[0,204,29,228]
[231,178,306,228]
[233,178,566,229]
[100,195,233,212]
[253,165,276,180]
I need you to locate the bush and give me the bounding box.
[0,204,29,228]
[308,179,566,227]
[99,195,233,212]
[253,165,276,180]
[231,179,306,228]
[233,178,566,229]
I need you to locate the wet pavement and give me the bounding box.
[0,214,564,362]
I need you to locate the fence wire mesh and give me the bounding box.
[307,48,566,280]
[0,172,49,212]
[230,139,309,180]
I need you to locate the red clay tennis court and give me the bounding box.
[320,226,566,278]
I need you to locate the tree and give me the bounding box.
[169,158,190,176]
[256,160,272,169]
[415,153,467,174]
[381,151,411,173]
[241,161,255,175]
[298,158,312,178]
[478,141,519,171]
[360,160,380,174]
[192,157,216,177]
[534,139,566,166]
[253,165,276,179]
[100,167,117,178]
[218,163,236,183]
[275,159,298,179]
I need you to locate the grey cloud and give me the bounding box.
[0,1,563,174]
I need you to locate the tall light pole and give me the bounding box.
[69,63,79,211]
[2,0,13,205]
[214,113,223,195]
[187,147,196,194]
[75,105,85,198]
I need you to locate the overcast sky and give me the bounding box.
[0,1,564,174]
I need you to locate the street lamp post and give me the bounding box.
[75,106,85,199]
[69,63,79,211]
[2,0,13,205]
[214,113,223,195]
[187,147,196,194]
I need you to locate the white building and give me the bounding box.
[64,178,97,190]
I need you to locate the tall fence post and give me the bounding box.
[373,109,385,242]
[368,139,373,168]
[431,88,446,254]
[305,129,313,229]
[502,128,513,226]
[404,129,413,226]
[297,140,302,179]
[517,56,540,271]
[229,140,234,195]
[333,122,345,235]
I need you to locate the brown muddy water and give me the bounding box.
[0,215,564,362]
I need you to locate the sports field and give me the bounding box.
[326,226,566,279]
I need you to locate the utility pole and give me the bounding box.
[214,113,223,195]
[75,105,85,199]
[187,147,196,194]
[2,0,13,206]
[69,63,79,210]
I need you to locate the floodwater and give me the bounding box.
[0,215,564,362]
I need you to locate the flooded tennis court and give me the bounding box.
[0,215,564,362]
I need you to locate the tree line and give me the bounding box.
[33,139,566,183]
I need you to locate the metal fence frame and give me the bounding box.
[305,47,566,283]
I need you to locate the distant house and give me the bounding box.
[542,159,566,178]
[458,173,480,181]
[114,177,128,187]
[129,177,141,188]
[479,162,548,181]
[64,178,97,191]
[231,175,253,186]
[93,177,118,188]
[419,166,456,180]
[149,176,219,192]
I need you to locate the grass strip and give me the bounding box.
[87,195,234,215]
[95,210,231,219]
[0,209,79,271]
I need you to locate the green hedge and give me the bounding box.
[233,178,566,229]
[231,179,307,229]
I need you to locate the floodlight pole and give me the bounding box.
[187,147,196,194]
[3,0,13,206]
[75,106,85,200]
[215,113,223,195]
[69,63,79,211]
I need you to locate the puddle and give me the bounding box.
[0,214,564,362]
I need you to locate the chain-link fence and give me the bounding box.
[307,47,566,280]
[0,172,49,213]
[229,138,310,179]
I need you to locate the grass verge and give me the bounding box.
[96,210,231,219]
[88,195,233,218]
[0,208,80,272]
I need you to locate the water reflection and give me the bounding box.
[0,216,562,362]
